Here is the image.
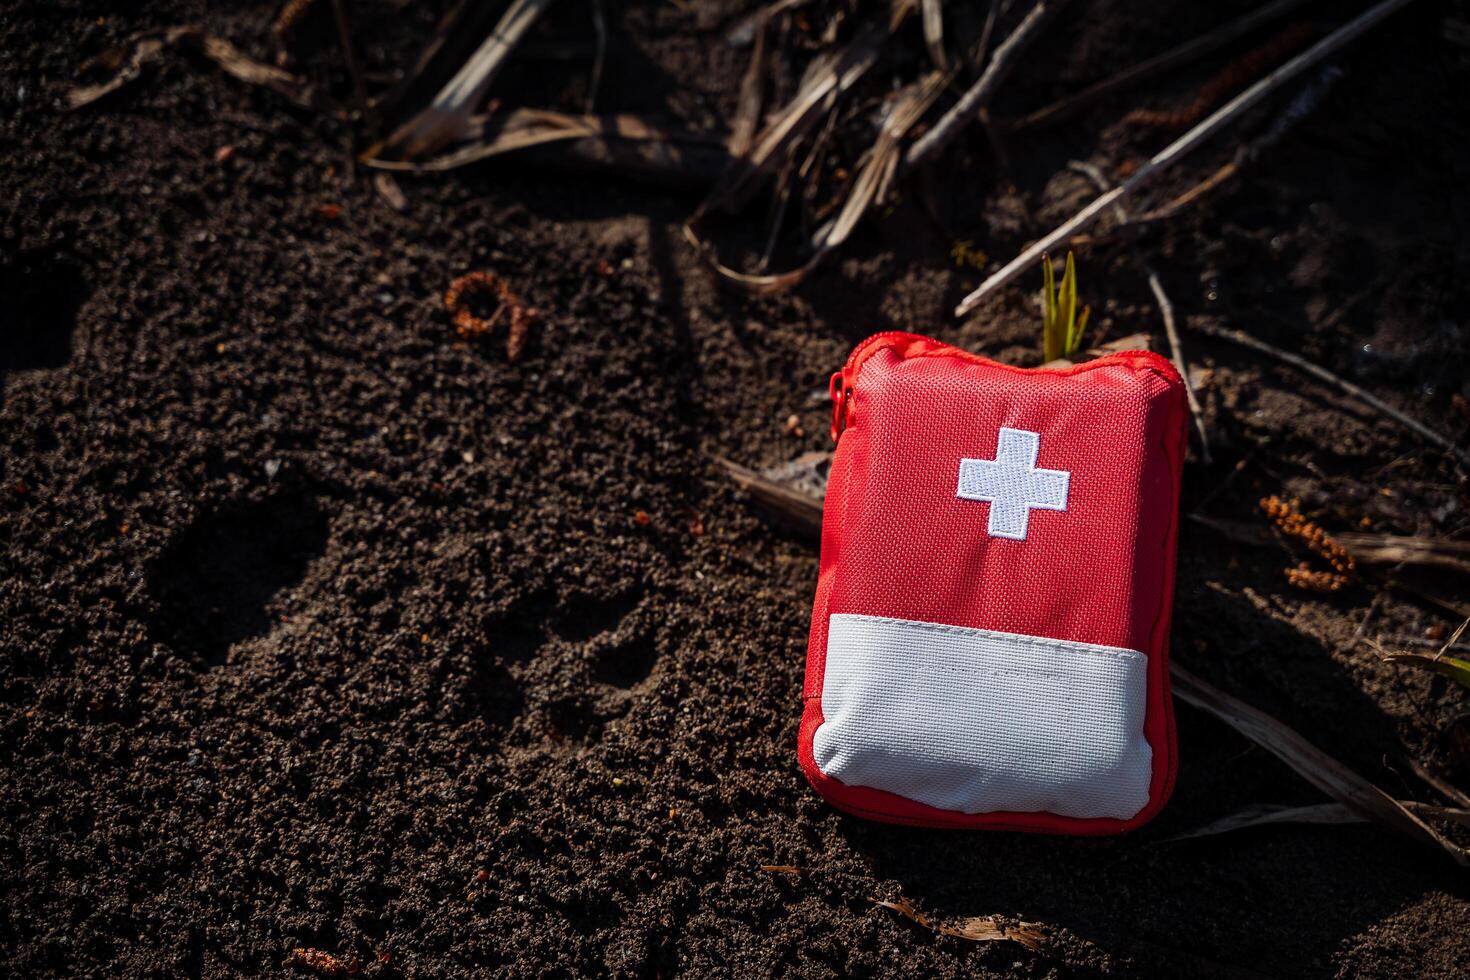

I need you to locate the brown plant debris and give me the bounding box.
[1260,496,1356,592]
[272,0,320,43]
[1124,22,1315,131]
[69,26,322,111]
[288,947,359,976]
[443,271,537,361]
[871,897,1047,950]
[1285,561,1348,593]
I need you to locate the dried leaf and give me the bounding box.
[368,109,730,186]
[1170,663,1469,866]
[872,898,1047,950]
[941,917,1048,951]
[873,896,931,928]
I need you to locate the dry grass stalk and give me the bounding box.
[688,67,947,294]
[369,0,560,161]
[1122,63,1345,227]
[1169,800,1470,841]
[272,0,319,42]
[1170,662,1469,867]
[705,1,916,214]
[954,0,1426,317]
[1377,618,1470,689]
[920,0,948,70]
[1411,759,1470,809]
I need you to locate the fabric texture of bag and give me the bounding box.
[799,332,1187,832]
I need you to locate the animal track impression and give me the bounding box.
[0,246,90,375]
[474,587,659,745]
[148,492,329,667]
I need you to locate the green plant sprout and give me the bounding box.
[1041,251,1090,362]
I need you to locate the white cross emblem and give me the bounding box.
[956,427,1071,541]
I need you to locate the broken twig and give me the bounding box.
[718,458,824,535]
[906,0,1071,168]
[955,0,1425,317]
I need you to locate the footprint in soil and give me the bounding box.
[475,587,658,744]
[0,245,90,377]
[148,492,329,667]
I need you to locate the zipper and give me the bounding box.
[830,331,951,442]
[828,330,1177,442]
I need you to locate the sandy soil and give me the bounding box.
[3,1,1469,976]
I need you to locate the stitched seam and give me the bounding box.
[828,613,1144,663]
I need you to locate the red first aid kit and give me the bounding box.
[799,332,1186,833]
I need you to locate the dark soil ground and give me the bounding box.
[4,1,1470,976]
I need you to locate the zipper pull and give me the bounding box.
[829,371,849,443]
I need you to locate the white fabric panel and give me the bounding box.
[813,614,1151,819]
